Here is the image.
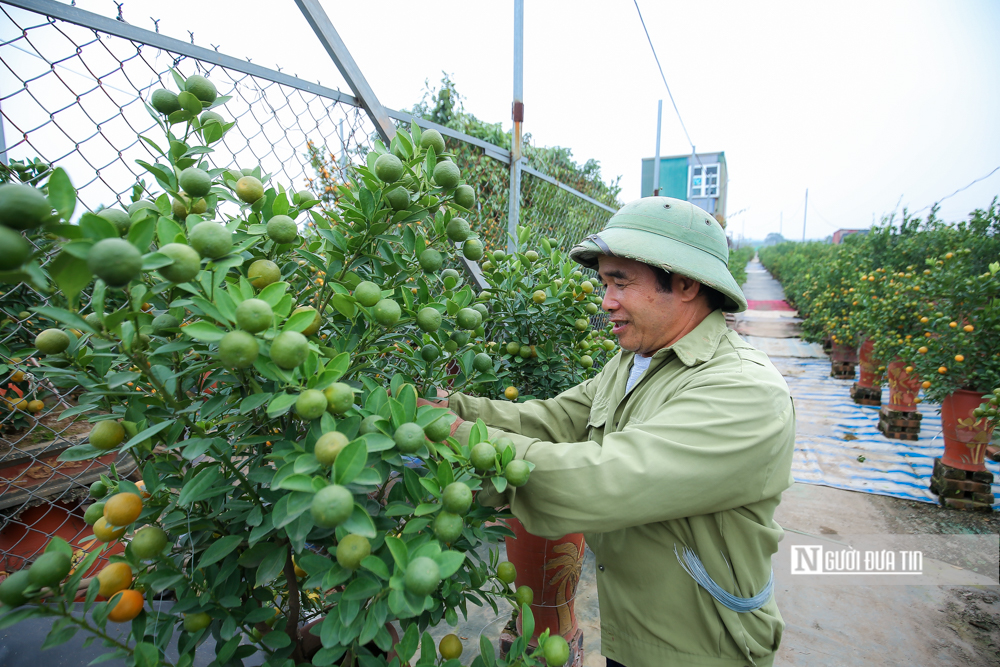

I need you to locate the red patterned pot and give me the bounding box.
[857,339,881,388]
[505,518,585,661]
[940,390,994,472]
[886,360,921,412]
[830,342,858,363]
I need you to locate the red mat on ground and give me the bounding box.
[746,300,796,311]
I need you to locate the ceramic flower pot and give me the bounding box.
[940,390,994,472]
[886,360,921,412]
[505,518,585,657]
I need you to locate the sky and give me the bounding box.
[23,0,1000,240]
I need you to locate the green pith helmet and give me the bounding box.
[569,197,747,312]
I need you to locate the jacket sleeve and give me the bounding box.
[449,374,599,445]
[502,370,796,539]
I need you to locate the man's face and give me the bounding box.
[597,255,679,355]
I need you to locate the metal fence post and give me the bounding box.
[294,0,396,145]
[652,100,662,196]
[508,0,524,254]
[0,97,7,166]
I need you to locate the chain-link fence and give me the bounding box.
[0,0,619,578]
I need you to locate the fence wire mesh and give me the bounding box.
[0,1,619,577]
[520,170,614,249]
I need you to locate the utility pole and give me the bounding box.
[652,100,662,196]
[802,188,808,242]
[779,212,782,237]
[507,0,524,254]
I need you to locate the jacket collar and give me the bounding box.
[647,309,728,367]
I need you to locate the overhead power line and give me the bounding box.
[632,0,701,166]
[912,164,1000,216]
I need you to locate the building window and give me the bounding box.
[689,163,720,198]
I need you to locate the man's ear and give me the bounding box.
[673,274,703,303]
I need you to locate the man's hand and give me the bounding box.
[416,388,463,436]
[416,387,450,408]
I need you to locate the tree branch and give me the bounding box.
[283,546,306,664]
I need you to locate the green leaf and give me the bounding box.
[79,212,118,240]
[127,215,156,252]
[178,466,221,506]
[358,607,381,645]
[256,545,288,588]
[258,281,288,307]
[106,371,140,389]
[272,192,289,216]
[29,306,96,334]
[436,457,454,489]
[58,444,103,462]
[520,603,534,640]
[334,440,367,485]
[267,393,297,417]
[177,90,204,115]
[358,188,375,219]
[272,491,312,529]
[396,623,419,662]
[341,504,377,539]
[384,501,413,517]
[277,473,318,493]
[361,432,394,452]
[469,419,488,447]
[262,630,292,649]
[0,606,45,630]
[180,321,225,342]
[203,121,225,144]
[434,550,465,578]
[384,536,408,570]
[83,577,100,611]
[388,398,406,430]
[425,145,437,183]
[342,575,381,601]
[199,535,243,569]
[133,642,159,667]
[284,308,318,333]
[330,293,357,319]
[312,647,347,666]
[353,467,382,486]
[240,393,272,414]
[121,419,175,452]
[361,555,390,580]
[47,167,76,221]
[47,251,93,307]
[156,216,184,246]
[479,635,497,667]
[323,351,351,381]
[41,620,77,650]
[414,503,440,516]
[397,384,418,422]
[141,251,173,270]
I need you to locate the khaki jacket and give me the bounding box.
[451,310,795,667]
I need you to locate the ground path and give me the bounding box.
[741,256,999,666]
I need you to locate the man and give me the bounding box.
[434,197,795,667]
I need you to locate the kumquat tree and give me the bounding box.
[0,71,579,667]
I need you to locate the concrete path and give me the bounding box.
[746,255,1000,667]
